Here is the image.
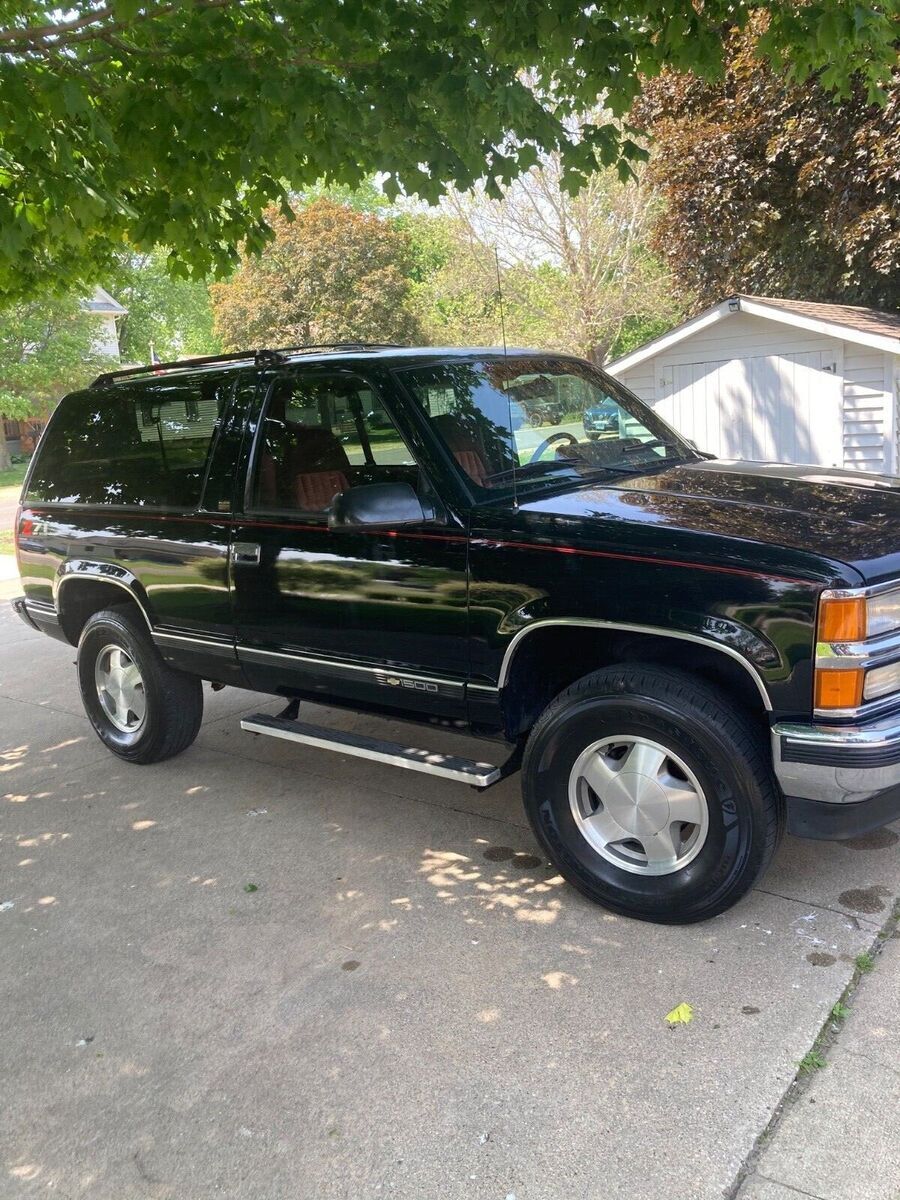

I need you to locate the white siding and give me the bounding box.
[617,362,656,405]
[615,315,900,474]
[640,312,834,368]
[93,313,121,359]
[840,345,891,474]
[649,351,842,465]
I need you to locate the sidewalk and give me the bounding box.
[0,553,19,603]
[736,925,900,1200]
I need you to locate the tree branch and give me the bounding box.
[0,0,230,54]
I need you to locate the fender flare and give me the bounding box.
[496,618,773,711]
[54,560,155,634]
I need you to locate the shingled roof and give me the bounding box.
[742,295,900,345]
[606,293,900,375]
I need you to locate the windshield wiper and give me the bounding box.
[483,451,686,489]
[482,458,585,486]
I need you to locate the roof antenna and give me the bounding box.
[495,247,507,358]
[495,247,518,509]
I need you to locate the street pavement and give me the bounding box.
[2,559,899,1200]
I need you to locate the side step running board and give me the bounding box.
[241,712,503,787]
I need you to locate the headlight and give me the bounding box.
[816,585,900,715]
[866,591,900,638]
[864,661,900,701]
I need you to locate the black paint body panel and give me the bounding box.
[13,347,900,734]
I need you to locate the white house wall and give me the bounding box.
[93,314,121,359]
[840,346,893,475]
[614,313,895,474]
[616,362,656,404]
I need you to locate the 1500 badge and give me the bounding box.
[380,675,439,693]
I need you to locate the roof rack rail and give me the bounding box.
[270,342,405,355]
[91,350,258,387]
[90,343,406,388]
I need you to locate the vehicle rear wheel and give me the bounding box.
[521,664,783,924]
[77,607,203,764]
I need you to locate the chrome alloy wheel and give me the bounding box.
[94,644,147,734]
[568,736,709,876]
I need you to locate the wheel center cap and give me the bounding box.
[604,772,670,837]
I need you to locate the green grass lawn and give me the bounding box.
[0,460,29,490]
[0,460,29,556]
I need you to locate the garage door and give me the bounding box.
[656,351,843,467]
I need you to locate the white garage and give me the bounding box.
[605,295,900,475]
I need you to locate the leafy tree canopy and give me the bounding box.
[0,290,110,467]
[637,19,900,311]
[106,246,220,362]
[1,0,896,303]
[440,154,684,362]
[209,198,421,348]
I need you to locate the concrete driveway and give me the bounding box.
[2,574,899,1200]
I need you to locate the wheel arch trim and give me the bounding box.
[54,561,155,636]
[496,618,773,711]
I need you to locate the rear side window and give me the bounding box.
[27,376,234,508]
[251,371,417,514]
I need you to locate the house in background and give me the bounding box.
[3,286,126,457]
[85,285,127,357]
[606,295,900,476]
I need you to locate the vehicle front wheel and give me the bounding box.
[77,606,203,764]
[521,664,783,924]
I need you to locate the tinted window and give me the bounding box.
[28,376,234,508]
[397,357,695,498]
[252,371,418,514]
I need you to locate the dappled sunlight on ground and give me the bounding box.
[16,829,70,849]
[41,737,86,755]
[418,844,567,925]
[8,1161,42,1183]
[542,969,578,989]
[1,742,29,773]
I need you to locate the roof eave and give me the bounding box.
[604,299,734,375]
[737,296,900,356]
[605,295,899,375]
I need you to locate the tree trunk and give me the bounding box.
[0,433,12,472]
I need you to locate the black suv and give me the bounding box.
[12,345,900,923]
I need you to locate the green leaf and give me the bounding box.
[665,1002,694,1026]
[0,0,895,301]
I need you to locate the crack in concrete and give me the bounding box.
[838,1044,900,1081]
[0,689,86,720]
[749,1171,829,1200]
[753,885,881,931]
[724,901,900,1200]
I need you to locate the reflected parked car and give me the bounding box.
[583,397,620,439]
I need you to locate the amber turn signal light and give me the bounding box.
[814,668,864,711]
[818,596,866,643]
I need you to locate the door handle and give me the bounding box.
[232,542,261,565]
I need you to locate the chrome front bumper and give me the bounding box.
[773,713,900,839]
[772,710,900,844]
[773,713,900,804]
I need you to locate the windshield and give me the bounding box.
[396,356,697,500]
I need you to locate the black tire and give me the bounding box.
[77,606,203,764]
[521,664,784,924]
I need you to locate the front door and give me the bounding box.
[230,364,470,717]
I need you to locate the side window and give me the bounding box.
[251,371,418,515]
[27,376,234,508]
